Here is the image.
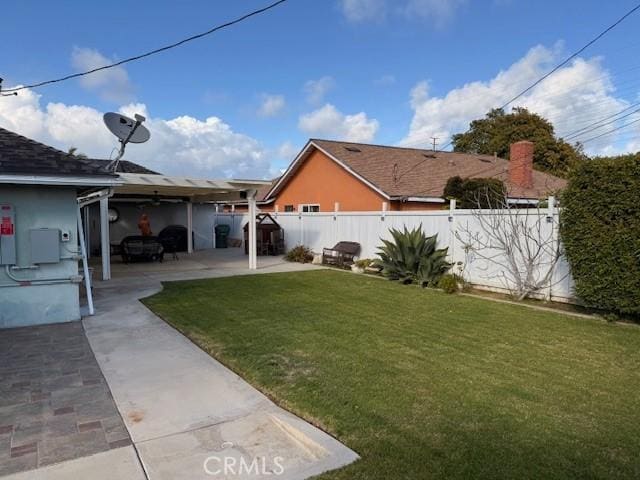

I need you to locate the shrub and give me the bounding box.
[375,226,451,287]
[560,155,640,316]
[437,274,459,294]
[443,176,505,208]
[354,258,373,269]
[285,245,314,264]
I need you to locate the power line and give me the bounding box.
[431,3,640,152]
[580,116,640,144]
[497,3,640,110]
[564,103,640,141]
[402,75,640,149]
[2,0,289,94]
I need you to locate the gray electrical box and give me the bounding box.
[30,228,60,264]
[0,204,17,265]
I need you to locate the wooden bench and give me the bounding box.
[322,241,361,267]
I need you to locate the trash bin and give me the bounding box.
[214,224,230,248]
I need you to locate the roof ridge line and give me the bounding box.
[310,138,503,159]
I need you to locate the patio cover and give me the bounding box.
[84,173,269,282]
[114,173,270,202]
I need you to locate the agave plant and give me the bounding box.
[375,226,451,287]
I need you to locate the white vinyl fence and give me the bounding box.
[203,206,576,303]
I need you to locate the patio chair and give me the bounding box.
[322,241,361,267]
[120,236,164,263]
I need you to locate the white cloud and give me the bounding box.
[374,74,396,87]
[340,0,465,25]
[0,88,272,179]
[403,0,467,27]
[299,104,379,142]
[340,0,386,22]
[268,141,301,176]
[401,44,633,155]
[71,47,134,103]
[304,76,335,104]
[257,94,286,117]
[275,141,299,162]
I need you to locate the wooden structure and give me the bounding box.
[243,213,285,256]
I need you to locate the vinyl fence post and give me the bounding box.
[333,202,340,246]
[299,211,304,246]
[381,201,387,221]
[448,199,457,264]
[546,195,556,301]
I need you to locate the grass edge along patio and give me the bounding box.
[144,269,640,480]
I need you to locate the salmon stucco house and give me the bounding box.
[235,139,566,213]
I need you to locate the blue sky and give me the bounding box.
[1,0,640,178]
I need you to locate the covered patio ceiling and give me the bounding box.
[113,173,270,202]
[81,173,268,288]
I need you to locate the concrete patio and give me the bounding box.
[90,247,298,281]
[2,251,357,479]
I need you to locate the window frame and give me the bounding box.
[299,204,320,213]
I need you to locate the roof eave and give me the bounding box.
[0,174,122,187]
[265,140,392,201]
[393,196,446,203]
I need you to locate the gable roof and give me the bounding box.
[267,139,567,202]
[0,127,157,180]
[86,159,159,175]
[256,178,278,202]
[0,127,117,178]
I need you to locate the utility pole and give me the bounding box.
[430,136,439,151]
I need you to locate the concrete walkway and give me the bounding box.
[81,259,357,479]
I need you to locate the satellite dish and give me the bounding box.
[103,112,150,144]
[103,112,150,172]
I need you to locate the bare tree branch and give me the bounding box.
[455,188,567,300]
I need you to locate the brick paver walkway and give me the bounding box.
[0,322,130,477]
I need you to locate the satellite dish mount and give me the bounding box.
[103,112,151,172]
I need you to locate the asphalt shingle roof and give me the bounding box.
[85,159,159,175]
[307,139,566,200]
[0,127,157,177]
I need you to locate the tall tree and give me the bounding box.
[67,146,88,158]
[451,108,584,177]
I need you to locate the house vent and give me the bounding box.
[423,153,436,159]
[479,158,493,163]
[344,146,361,153]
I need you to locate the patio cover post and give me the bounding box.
[99,197,111,280]
[187,200,194,254]
[77,204,94,315]
[248,191,257,270]
[83,206,91,259]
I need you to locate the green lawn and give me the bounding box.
[143,270,640,480]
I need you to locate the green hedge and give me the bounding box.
[560,155,640,316]
[443,176,505,208]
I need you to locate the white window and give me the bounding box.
[299,204,320,213]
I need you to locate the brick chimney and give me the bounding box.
[509,141,534,189]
